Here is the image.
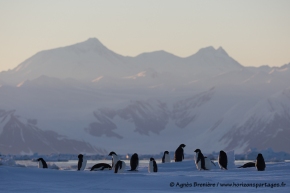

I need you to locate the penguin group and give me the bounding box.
[36,144,266,172]
[107,151,126,173]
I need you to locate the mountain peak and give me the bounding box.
[71,37,108,51]
[196,46,228,56]
[217,46,229,56]
[85,37,102,44]
[197,46,215,53]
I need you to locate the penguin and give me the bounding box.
[218,150,228,170]
[90,163,112,171]
[77,154,87,171]
[255,153,266,171]
[237,162,256,168]
[148,157,158,173]
[114,160,126,173]
[129,153,139,171]
[194,149,207,170]
[37,158,48,169]
[162,151,170,163]
[174,144,186,162]
[108,151,120,169]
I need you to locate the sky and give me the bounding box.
[0,0,290,72]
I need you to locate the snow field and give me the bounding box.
[1,160,289,193]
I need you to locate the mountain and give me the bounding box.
[0,38,289,154]
[0,38,244,86]
[184,46,243,73]
[0,38,133,85]
[0,109,106,155]
[220,87,290,153]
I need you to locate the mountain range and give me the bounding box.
[0,38,289,155]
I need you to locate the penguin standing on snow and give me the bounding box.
[174,144,186,162]
[255,153,266,171]
[148,157,158,173]
[162,151,170,163]
[129,153,139,171]
[218,150,228,170]
[114,160,126,173]
[109,151,120,168]
[37,158,48,169]
[77,154,87,171]
[108,151,120,169]
[90,163,112,171]
[194,149,207,170]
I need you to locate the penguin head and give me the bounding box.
[194,149,201,153]
[78,154,83,159]
[37,158,44,162]
[108,151,117,156]
[220,150,225,155]
[164,151,169,155]
[132,153,138,158]
[257,153,264,159]
[150,157,155,161]
[179,144,186,148]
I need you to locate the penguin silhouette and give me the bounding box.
[37,158,48,169]
[148,157,158,173]
[255,153,266,171]
[218,150,228,170]
[129,153,139,171]
[162,151,170,163]
[175,144,186,162]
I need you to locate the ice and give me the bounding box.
[1,159,289,192]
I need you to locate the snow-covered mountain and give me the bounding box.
[220,87,290,153]
[0,38,244,86]
[0,109,106,155]
[0,38,289,155]
[0,38,133,85]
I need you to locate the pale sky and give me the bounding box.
[1,0,290,72]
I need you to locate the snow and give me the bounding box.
[123,71,147,79]
[1,157,289,192]
[91,76,104,83]
[16,81,25,87]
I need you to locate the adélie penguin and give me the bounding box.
[218,150,228,170]
[237,162,256,168]
[162,151,170,163]
[194,149,207,170]
[148,157,158,173]
[90,163,112,171]
[255,153,266,171]
[37,158,48,169]
[77,154,87,171]
[129,153,139,171]
[114,160,126,173]
[108,151,120,169]
[174,144,186,162]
